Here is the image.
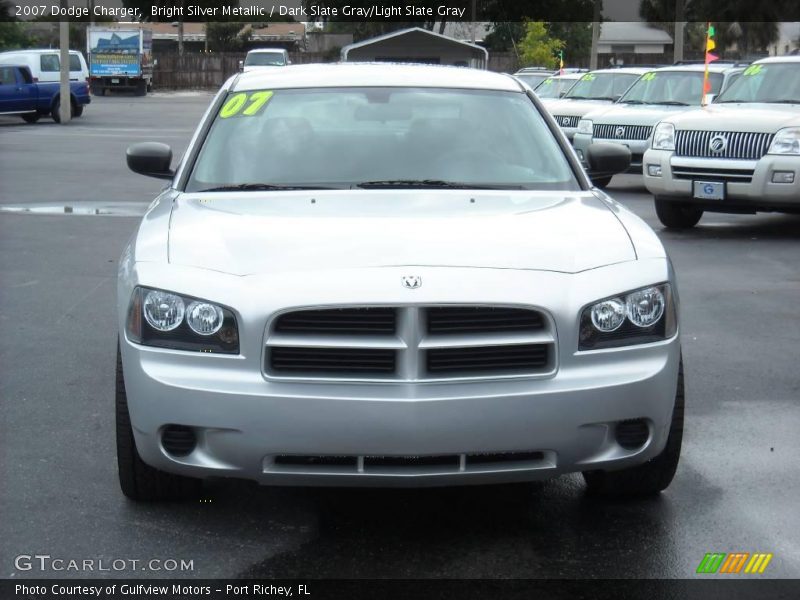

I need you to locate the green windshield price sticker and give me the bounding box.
[743,64,763,76]
[219,91,274,119]
[542,78,553,85]
[642,72,657,82]
[581,74,596,81]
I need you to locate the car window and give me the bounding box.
[38,54,83,72]
[187,87,578,192]
[535,77,578,99]
[0,66,15,85]
[620,71,723,105]
[564,73,641,99]
[715,63,800,103]
[516,73,549,88]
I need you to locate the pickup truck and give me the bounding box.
[0,64,91,123]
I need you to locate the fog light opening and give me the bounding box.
[771,171,795,184]
[647,164,662,177]
[615,419,650,450]
[161,425,197,457]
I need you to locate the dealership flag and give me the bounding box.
[702,23,718,105]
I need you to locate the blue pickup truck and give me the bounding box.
[0,64,90,123]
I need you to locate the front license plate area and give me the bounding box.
[693,180,725,200]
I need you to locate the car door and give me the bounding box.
[0,66,32,113]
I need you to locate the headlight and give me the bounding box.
[768,127,800,155]
[577,119,593,135]
[579,284,676,350]
[651,122,675,151]
[126,287,239,353]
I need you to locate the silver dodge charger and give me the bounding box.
[117,64,684,500]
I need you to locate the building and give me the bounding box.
[598,22,673,66]
[341,27,488,69]
[143,22,305,53]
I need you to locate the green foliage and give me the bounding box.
[0,22,32,50]
[548,22,592,65]
[518,21,564,69]
[483,22,525,52]
[205,22,250,51]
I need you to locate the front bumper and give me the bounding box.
[119,262,680,487]
[643,150,800,210]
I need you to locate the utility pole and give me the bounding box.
[178,0,185,56]
[471,0,477,43]
[59,0,71,124]
[590,0,600,70]
[674,0,685,63]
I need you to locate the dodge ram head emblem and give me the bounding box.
[401,275,422,289]
[615,126,626,138]
[709,134,728,153]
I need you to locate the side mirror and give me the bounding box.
[238,60,244,71]
[586,142,631,178]
[127,142,174,180]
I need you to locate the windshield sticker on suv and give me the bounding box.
[641,72,657,82]
[581,74,596,81]
[743,64,764,76]
[542,78,554,85]
[219,91,274,119]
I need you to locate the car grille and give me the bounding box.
[265,305,556,381]
[553,114,581,128]
[672,165,755,184]
[593,123,653,140]
[675,130,774,160]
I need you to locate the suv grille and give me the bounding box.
[266,306,556,381]
[675,130,774,160]
[553,114,581,128]
[593,123,653,140]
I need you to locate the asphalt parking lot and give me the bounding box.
[1,93,799,581]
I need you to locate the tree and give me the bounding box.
[518,21,564,68]
[205,22,250,52]
[0,22,31,50]
[548,22,592,66]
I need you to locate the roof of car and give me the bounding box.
[754,55,800,64]
[589,67,651,75]
[0,48,82,55]
[652,63,742,74]
[231,63,523,92]
[247,48,288,54]
[546,73,584,80]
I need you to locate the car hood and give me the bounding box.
[587,103,697,126]
[661,103,800,131]
[548,98,614,117]
[166,191,636,276]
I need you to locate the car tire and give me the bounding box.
[134,81,147,96]
[116,343,202,501]
[21,113,40,123]
[591,176,613,189]
[583,359,684,497]
[73,105,83,118]
[655,197,703,229]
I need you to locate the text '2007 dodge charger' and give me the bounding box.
[117,64,684,501]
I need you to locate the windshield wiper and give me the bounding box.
[353,179,523,190]
[197,183,337,192]
[620,99,646,104]
[653,101,690,106]
[761,99,800,104]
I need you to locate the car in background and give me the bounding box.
[0,64,90,122]
[0,49,89,85]
[533,73,583,107]
[573,63,746,187]
[544,68,650,140]
[513,67,553,89]
[117,63,683,501]
[239,48,290,72]
[643,56,800,228]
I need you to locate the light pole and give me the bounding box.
[59,0,71,124]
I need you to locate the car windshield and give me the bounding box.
[186,87,578,192]
[516,73,550,88]
[619,70,723,105]
[534,77,578,99]
[564,72,641,100]
[245,53,286,66]
[715,63,800,104]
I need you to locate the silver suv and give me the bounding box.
[573,64,745,187]
[643,56,800,228]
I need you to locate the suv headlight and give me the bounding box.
[768,127,800,155]
[126,287,239,353]
[577,119,593,135]
[652,122,675,151]
[579,284,676,350]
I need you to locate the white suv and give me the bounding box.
[643,57,800,228]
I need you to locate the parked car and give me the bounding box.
[544,68,651,140]
[513,67,553,89]
[0,49,89,85]
[239,48,290,72]
[573,63,746,187]
[533,73,583,107]
[643,56,800,228]
[118,64,683,501]
[0,64,90,122]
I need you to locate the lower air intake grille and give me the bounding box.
[270,347,396,375]
[161,425,196,457]
[426,344,549,374]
